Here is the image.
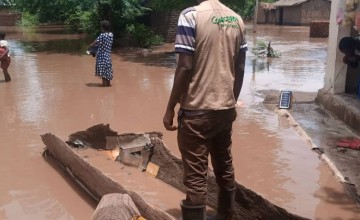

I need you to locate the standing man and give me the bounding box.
[163,0,247,219]
[338,36,360,68]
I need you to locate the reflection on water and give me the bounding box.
[251,58,271,73]
[19,39,89,54]
[1,24,360,220]
[118,49,177,69]
[3,190,74,220]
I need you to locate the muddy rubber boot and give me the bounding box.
[216,188,236,220]
[180,200,206,220]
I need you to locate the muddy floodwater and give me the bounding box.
[1,24,360,220]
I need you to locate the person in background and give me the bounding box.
[88,20,113,87]
[0,32,11,82]
[339,36,360,68]
[163,0,247,219]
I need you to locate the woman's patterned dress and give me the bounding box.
[95,32,113,81]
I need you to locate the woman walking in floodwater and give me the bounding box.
[88,20,113,87]
[0,32,11,82]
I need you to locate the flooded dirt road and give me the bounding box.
[0,24,359,219]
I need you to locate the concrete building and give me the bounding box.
[316,0,360,134]
[258,0,332,25]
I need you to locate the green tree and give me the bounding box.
[0,0,14,6]
[148,0,273,20]
[261,0,277,2]
[10,0,278,46]
[147,0,193,11]
[12,0,97,23]
[108,0,150,35]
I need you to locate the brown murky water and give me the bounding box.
[0,24,359,219]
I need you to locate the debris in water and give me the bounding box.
[252,40,281,58]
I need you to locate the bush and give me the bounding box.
[65,8,100,37]
[16,12,39,27]
[126,23,164,47]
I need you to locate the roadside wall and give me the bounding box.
[316,90,360,135]
[0,10,21,26]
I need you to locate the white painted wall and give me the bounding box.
[323,0,351,94]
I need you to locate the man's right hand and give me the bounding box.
[163,109,177,131]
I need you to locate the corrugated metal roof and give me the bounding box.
[273,0,331,7]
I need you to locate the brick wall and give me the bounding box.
[300,0,331,25]
[150,10,181,43]
[309,21,329,38]
[0,10,21,26]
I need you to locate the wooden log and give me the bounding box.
[148,133,309,220]
[92,193,141,220]
[41,133,175,220]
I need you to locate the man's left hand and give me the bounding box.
[163,109,177,131]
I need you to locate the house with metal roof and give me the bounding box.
[257,0,332,25]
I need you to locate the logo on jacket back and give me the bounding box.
[211,16,239,28]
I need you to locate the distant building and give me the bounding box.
[257,0,332,26]
[0,0,20,26]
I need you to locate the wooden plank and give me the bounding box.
[41,133,175,220]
